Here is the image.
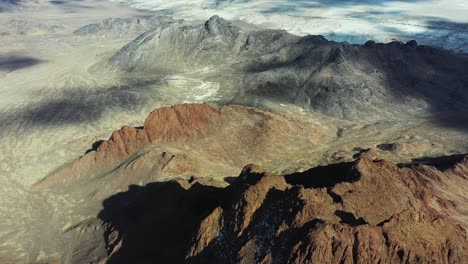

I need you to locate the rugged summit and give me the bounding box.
[99,155,468,263]
[34,103,331,192]
[93,103,220,163]
[105,16,468,120]
[109,16,246,72]
[27,103,468,264]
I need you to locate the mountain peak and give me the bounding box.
[204,15,238,37]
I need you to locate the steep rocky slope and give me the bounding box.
[108,16,249,72]
[4,104,458,263]
[28,103,467,264]
[107,16,468,120]
[36,103,467,199]
[98,155,468,264]
[34,103,335,198]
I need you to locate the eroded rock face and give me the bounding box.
[33,104,223,188]
[143,103,221,142]
[97,155,468,264]
[184,157,468,263]
[34,103,331,190]
[93,103,220,163]
[31,103,468,263]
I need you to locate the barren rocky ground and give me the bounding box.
[0,0,467,263]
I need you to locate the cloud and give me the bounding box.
[114,0,468,52]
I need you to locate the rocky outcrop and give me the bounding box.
[96,155,468,264]
[34,103,331,190]
[94,103,220,163]
[31,103,468,263]
[33,104,223,188]
[184,157,468,263]
[143,103,220,142]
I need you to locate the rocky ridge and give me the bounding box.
[100,155,468,263]
[28,103,468,264]
[73,16,180,37]
[105,16,468,120]
[34,103,332,194]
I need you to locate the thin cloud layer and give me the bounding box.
[113,0,468,52]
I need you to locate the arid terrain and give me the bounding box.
[0,0,467,263]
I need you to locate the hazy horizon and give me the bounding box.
[112,0,468,52]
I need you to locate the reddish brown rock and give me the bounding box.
[95,125,150,162]
[94,103,220,164]
[93,154,468,264]
[183,156,468,263]
[35,103,330,189]
[144,103,220,142]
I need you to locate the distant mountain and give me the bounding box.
[108,16,247,72]
[106,16,468,120]
[73,16,179,37]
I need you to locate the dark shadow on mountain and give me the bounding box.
[405,153,466,171]
[0,55,43,72]
[363,42,468,131]
[223,176,237,184]
[320,32,377,44]
[423,19,468,32]
[193,187,304,263]
[377,18,468,51]
[98,181,224,264]
[335,210,369,226]
[85,140,104,154]
[284,161,359,188]
[242,27,468,131]
[431,112,468,132]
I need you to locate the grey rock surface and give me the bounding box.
[7,19,64,35]
[73,15,179,37]
[107,16,468,120]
